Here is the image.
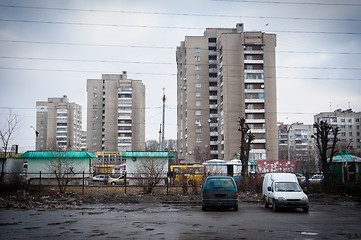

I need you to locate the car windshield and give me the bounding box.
[275,182,301,192]
[206,179,234,189]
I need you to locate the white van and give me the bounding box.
[262,173,309,212]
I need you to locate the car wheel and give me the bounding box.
[264,199,269,208]
[111,182,116,185]
[233,204,238,211]
[272,200,278,212]
[202,204,207,211]
[303,207,309,213]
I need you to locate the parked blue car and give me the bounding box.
[200,176,239,211]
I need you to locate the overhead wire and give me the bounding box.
[0,4,360,22]
[1,56,360,71]
[1,18,360,35]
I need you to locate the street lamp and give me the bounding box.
[30,126,39,150]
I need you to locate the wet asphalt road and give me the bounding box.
[1,202,361,240]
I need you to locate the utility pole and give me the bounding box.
[161,88,166,151]
[158,124,162,151]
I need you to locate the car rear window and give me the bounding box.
[206,179,235,189]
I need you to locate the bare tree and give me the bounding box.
[0,111,21,187]
[312,121,340,188]
[134,158,166,194]
[238,117,255,176]
[46,153,76,195]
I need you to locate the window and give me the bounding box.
[195,83,201,88]
[196,137,202,143]
[195,65,201,70]
[195,110,201,116]
[195,92,201,97]
[195,101,201,107]
[195,56,200,62]
[195,47,200,53]
[195,74,201,79]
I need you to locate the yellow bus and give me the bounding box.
[169,164,204,185]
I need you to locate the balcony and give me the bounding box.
[244,59,264,64]
[245,99,265,103]
[252,139,266,144]
[244,50,263,54]
[209,122,218,127]
[209,95,217,100]
[246,118,265,124]
[244,89,264,93]
[250,128,266,134]
[244,79,264,84]
[210,150,218,155]
[244,69,264,74]
[245,109,265,113]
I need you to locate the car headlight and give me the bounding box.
[302,196,308,201]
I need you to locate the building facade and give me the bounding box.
[314,108,361,154]
[86,72,145,152]
[176,23,278,164]
[278,122,317,172]
[35,95,82,151]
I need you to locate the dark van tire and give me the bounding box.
[233,204,238,211]
[303,207,309,213]
[264,199,269,208]
[202,204,207,211]
[272,200,278,212]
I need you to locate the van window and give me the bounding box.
[206,179,235,189]
[275,182,301,192]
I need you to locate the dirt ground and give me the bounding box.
[1,184,360,210]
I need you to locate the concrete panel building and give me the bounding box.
[176,23,278,164]
[86,72,145,152]
[35,95,82,151]
[314,108,361,153]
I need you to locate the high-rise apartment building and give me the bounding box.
[176,23,278,163]
[35,95,82,150]
[278,122,317,172]
[86,72,145,152]
[314,108,361,153]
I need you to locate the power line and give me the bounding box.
[1,56,360,71]
[210,0,361,6]
[1,39,360,55]
[0,3,361,21]
[0,4,360,22]
[0,67,360,81]
[0,19,360,35]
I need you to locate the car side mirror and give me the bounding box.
[199,184,203,188]
[267,186,272,192]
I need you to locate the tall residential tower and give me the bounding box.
[86,72,145,152]
[35,95,82,151]
[176,23,278,163]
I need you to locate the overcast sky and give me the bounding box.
[0,0,360,152]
